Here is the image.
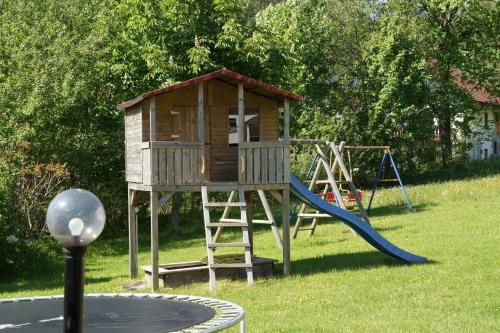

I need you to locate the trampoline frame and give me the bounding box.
[0,293,245,333]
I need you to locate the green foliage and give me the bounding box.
[0,0,497,275]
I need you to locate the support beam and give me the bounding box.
[282,188,291,276]
[315,144,346,210]
[268,190,283,204]
[329,142,370,223]
[214,191,236,242]
[150,191,159,291]
[149,97,156,141]
[238,82,245,183]
[238,83,244,144]
[258,190,282,249]
[283,98,290,143]
[158,192,174,209]
[128,187,138,278]
[197,82,204,144]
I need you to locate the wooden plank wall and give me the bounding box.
[142,145,204,186]
[125,105,142,182]
[240,143,289,185]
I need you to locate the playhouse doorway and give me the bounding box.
[171,106,197,142]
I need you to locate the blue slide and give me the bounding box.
[290,174,427,263]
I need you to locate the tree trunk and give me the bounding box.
[170,193,182,234]
[439,113,453,167]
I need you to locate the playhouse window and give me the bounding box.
[228,106,260,145]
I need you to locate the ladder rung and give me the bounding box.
[204,202,246,207]
[379,179,398,182]
[252,219,272,225]
[211,263,252,268]
[207,242,250,248]
[219,218,242,223]
[298,213,330,218]
[206,222,247,227]
[314,180,350,184]
[299,227,314,230]
[220,218,272,225]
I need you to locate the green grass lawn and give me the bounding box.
[1,175,499,332]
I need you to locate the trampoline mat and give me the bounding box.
[0,296,215,332]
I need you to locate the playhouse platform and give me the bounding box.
[144,257,276,288]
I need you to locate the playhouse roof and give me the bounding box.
[117,68,304,109]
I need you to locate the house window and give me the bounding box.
[228,106,260,145]
[484,112,488,129]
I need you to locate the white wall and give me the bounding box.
[467,109,498,160]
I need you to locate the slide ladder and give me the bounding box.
[293,142,369,238]
[201,186,254,291]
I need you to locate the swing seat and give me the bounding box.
[327,191,335,203]
[347,190,362,202]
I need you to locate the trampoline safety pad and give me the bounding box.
[0,293,245,333]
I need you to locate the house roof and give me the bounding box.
[451,69,500,105]
[117,68,304,109]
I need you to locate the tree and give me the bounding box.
[386,0,498,165]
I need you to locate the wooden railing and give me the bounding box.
[141,141,205,186]
[239,142,290,185]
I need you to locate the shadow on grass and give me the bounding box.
[0,275,113,295]
[372,225,403,233]
[274,251,436,277]
[367,203,434,218]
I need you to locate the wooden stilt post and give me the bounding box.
[150,191,159,291]
[282,188,291,276]
[134,207,139,262]
[128,187,138,278]
[282,98,291,275]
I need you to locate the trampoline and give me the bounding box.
[0,293,245,332]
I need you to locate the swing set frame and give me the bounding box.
[343,146,413,213]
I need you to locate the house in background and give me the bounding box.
[452,69,500,160]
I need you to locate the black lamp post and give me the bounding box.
[46,189,106,333]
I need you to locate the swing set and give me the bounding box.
[343,146,413,214]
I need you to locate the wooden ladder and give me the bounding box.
[214,190,282,249]
[201,186,254,291]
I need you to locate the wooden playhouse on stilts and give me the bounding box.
[118,69,303,291]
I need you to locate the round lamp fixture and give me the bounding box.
[46,189,106,247]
